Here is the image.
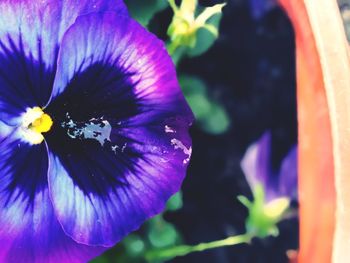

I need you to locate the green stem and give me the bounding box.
[168,0,178,12]
[167,40,180,56]
[145,233,252,261]
[167,41,187,66]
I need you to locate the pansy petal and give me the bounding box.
[0,0,127,68]
[241,132,272,194]
[279,145,297,199]
[0,0,127,121]
[241,131,298,202]
[241,140,260,187]
[0,127,105,262]
[46,13,193,246]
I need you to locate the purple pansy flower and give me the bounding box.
[0,1,193,262]
[241,131,297,202]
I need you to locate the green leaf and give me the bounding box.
[123,234,145,256]
[179,75,207,96]
[200,101,230,135]
[166,192,183,211]
[187,13,223,57]
[179,75,212,119]
[186,94,213,120]
[179,75,231,134]
[148,216,180,248]
[89,256,109,263]
[125,0,168,27]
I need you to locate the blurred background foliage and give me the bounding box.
[92,0,299,262]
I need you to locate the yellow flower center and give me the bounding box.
[21,107,53,144]
[30,112,53,133]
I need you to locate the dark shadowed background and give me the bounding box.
[167,1,298,262]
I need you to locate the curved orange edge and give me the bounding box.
[277,1,336,262]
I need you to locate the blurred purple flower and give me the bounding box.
[241,131,297,202]
[250,0,277,20]
[0,0,193,262]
